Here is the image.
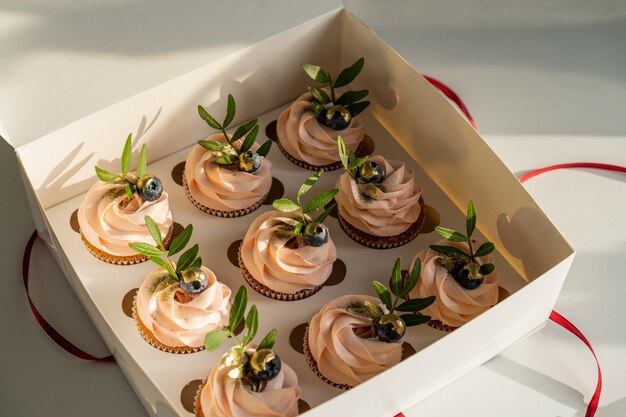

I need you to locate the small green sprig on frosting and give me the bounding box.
[302,57,370,130]
[430,201,496,290]
[197,94,272,173]
[337,135,384,184]
[272,170,338,247]
[129,216,207,295]
[95,134,164,202]
[204,286,280,392]
[348,257,435,343]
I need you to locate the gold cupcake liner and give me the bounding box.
[302,324,353,390]
[237,242,322,301]
[182,173,266,218]
[193,379,207,417]
[338,198,426,249]
[132,296,203,354]
[276,137,367,172]
[80,225,173,265]
[427,319,457,333]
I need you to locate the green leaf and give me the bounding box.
[215,153,237,165]
[95,166,119,182]
[223,94,236,128]
[136,144,147,178]
[198,105,222,130]
[204,330,230,352]
[372,280,392,311]
[353,155,369,170]
[308,87,331,104]
[257,328,278,350]
[474,242,495,257]
[125,182,134,200]
[243,305,258,346]
[315,203,335,224]
[396,296,436,312]
[399,259,421,298]
[128,242,164,257]
[176,244,199,273]
[256,139,272,158]
[149,256,177,278]
[189,257,202,269]
[333,57,364,88]
[401,314,431,327]
[336,89,369,105]
[435,227,468,242]
[239,124,259,153]
[272,198,300,212]
[466,200,476,238]
[231,119,258,142]
[198,140,227,151]
[346,101,370,117]
[293,222,304,236]
[298,170,323,198]
[229,286,248,331]
[337,135,349,171]
[479,263,495,275]
[303,188,339,214]
[121,133,132,177]
[429,244,469,258]
[301,63,330,83]
[145,215,164,248]
[309,100,324,115]
[389,257,403,297]
[168,224,193,256]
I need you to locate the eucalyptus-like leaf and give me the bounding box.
[395,296,436,312]
[128,242,164,257]
[145,215,164,248]
[293,222,304,236]
[337,135,349,171]
[435,227,468,242]
[243,305,259,346]
[231,119,258,142]
[466,200,476,238]
[223,94,236,128]
[390,258,403,297]
[257,328,278,350]
[333,57,365,88]
[298,170,323,198]
[353,156,370,170]
[204,330,230,352]
[336,89,369,105]
[346,101,370,117]
[303,188,339,214]
[309,100,324,115]
[301,63,330,83]
[198,140,227,151]
[239,124,259,153]
[229,286,248,331]
[136,144,147,178]
[149,256,177,278]
[189,257,202,269]
[372,281,392,311]
[272,198,300,213]
[401,314,431,327]
[121,133,132,177]
[308,87,331,105]
[198,105,222,130]
[176,244,199,273]
[95,166,119,182]
[168,224,192,256]
[315,202,335,224]
[257,139,272,158]
[399,258,421,298]
[429,244,469,258]
[479,263,495,275]
[125,182,134,200]
[474,242,495,257]
[215,153,237,165]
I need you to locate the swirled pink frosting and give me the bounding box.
[185,134,272,211]
[78,178,172,257]
[409,239,499,328]
[277,91,364,166]
[336,155,422,237]
[136,266,231,348]
[240,210,337,294]
[307,294,402,387]
[200,348,301,417]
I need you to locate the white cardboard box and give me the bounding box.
[4,8,575,417]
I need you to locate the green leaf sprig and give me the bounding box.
[337,135,376,180]
[197,94,272,167]
[271,170,338,235]
[302,57,370,117]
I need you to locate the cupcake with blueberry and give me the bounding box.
[408,201,499,332]
[277,58,369,170]
[334,136,425,249]
[196,286,301,417]
[184,94,273,218]
[239,170,338,301]
[129,217,231,353]
[304,258,434,389]
[78,135,173,264]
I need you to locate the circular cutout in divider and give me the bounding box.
[227,240,243,267]
[401,342,416,360]
[298,399,311,414]
[171,161,185,186]
[265,120,278,141]
[262,178,285,205]
[355,135,375,158]
[323,200,339,219]
[323,259,346,287]
[498,286,511,302]
[122,288,139,318]
[70,209,80,233]
[420,205,441,234]
[233,318,245,336]
[172,222,184,241]
[180,379,203,414]
[290,323,308,354]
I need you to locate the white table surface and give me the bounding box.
[1,1,625,416]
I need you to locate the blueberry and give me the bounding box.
[302,222,329,247]
[179,267,208,295]
[374,313,406,343]
[238,151,262,173]
[249,349,281,381]
[451,262,484,290]
[319,104,351,130]
[357,161,384,184]
[136,175,163,202]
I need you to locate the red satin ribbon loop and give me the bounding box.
[423,75,477,129]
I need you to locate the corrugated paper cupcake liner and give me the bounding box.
[193,379,207,417]
[302,324,353,391]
